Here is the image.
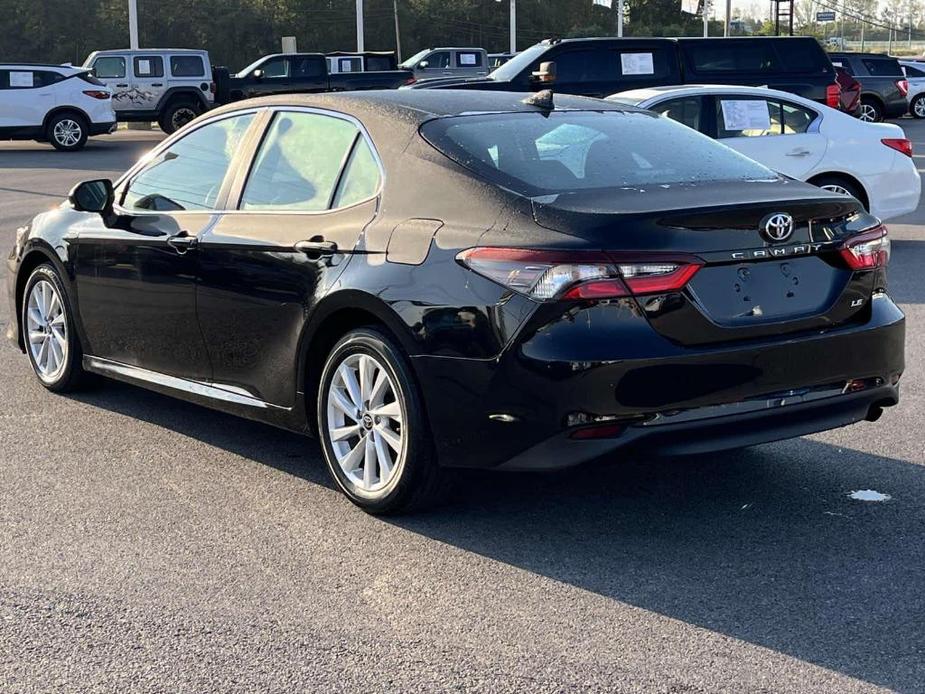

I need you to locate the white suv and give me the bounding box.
[0,64,116,151]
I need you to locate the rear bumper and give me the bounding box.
[866,152,922,221]
[89,120,118,136]
[413,294,905,470]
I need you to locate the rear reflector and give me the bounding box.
[826,83,841,109]
[82,90,110,100]
[882,137,913,157]
[897,79,909,97]
[569,422,625,440]
[840,225,890,270]
[457,248,703,301]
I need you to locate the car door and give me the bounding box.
[417,51,452,78]
[712,95,826,180]
[196,108,382,407]
[89,55,130,113]
[247,56,290,97]
[129,54,167,112]
[290,55,328,92]
[72,111,259,380]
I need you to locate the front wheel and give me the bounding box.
[317,327,448,514]
[22,264,87,391]
[911,94,925,119]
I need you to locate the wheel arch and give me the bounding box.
[297,291,420,428]
[156,87,209,113]
[807,171,870,211]
[14,244,74,352]
[41,106,91,132]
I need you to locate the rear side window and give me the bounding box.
[686,41,781,73]
[904,64,925,78]
[292,56,326,78]
[240,111,361,212]
[421,111,775,195]
[862,58,903,76]
[775,40,830,74]
[133,56,164,78]
[170,55,205,77]
[457,51,483,68]
[650,97,704,131]
[333,138,382,207]
[716,98,783,138]
[0,70,62,89]
[93,56,126,79]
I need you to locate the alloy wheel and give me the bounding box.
[26,279,68,383]
[914,98,925,118]
[326,353,405,493]
[859,104,878,122]
[821,183,852,197]
[53,119,82,148]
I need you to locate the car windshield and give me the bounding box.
[488,43,547,80]
[399,49,430,69]
[421,110,777,197]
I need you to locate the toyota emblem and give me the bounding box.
[761,213,795,243]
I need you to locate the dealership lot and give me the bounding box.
[1,126,924,691]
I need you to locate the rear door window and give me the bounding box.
[716,97,782,138]
[240,111,361,211]
[292,56,326,78]
[93,56,126,78]
[456,51,483,68]
[133,56,164,78]
[170,55,205,77]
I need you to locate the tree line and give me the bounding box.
[0,0,711,70]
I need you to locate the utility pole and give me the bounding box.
[618,0,624,37]
[725,0,731,36]
[128,0,139,49]
[356,0,364,53]
[703,0,711,36]
[509,0,516,54]
[393,0,401,61]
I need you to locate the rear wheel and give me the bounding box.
[158,101,200,134]
[317,327,448,514]
[911,94,925,119]
[812,175,866,209]
[858,97,883,123]
[22,264,87,392]
[46,112,88,151]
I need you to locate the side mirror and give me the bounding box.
[68,179,114,214]
[419,60,429,69]
[252,68,264,79]
[531,61,557,84]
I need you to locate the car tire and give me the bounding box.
[859,97,883,123]
[46,112,88,151]
[812,175,867,209]
[21,264,88,392]
[911,94,925,119]
[317,327,449,514]
[158,101,200,134]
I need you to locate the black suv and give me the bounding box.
[828,52,908,121]
[413,37,843,108]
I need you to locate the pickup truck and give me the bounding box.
[410,37,844,109]
[214,52,413,104]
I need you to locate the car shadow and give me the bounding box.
[68,379,925,691]
[0,135,162,173]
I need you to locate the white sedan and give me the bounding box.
[608,85,921,222]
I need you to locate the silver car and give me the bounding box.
[399,47,489,80]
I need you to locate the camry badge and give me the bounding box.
[761,213,795,243]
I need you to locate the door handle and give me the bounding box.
[294,238,338,256]
[786,148,811,157]
[167,231,197,254]
[115,83,128,88]
[151,82,163,87]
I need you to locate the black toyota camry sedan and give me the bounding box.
[6,90,904,513]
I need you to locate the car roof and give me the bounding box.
[88,48,208,55]
[612,84,815,103]
[829,51,896,58]
[0,63,84,73]
[210,89,636,125]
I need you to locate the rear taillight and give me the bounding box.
[210,81,216,94]
[457,248,703,301]
[840,225,890,270]
[897,79,909,97]
[826,83,842,109]
[82,90,110,100]
[882,137,913,157]
[404,76,417,85]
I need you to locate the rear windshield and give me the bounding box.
[420,110,776,196]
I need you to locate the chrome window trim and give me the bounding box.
[113,104,385,218]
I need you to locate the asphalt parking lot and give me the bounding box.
[1,124,924,693]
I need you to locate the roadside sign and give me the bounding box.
[817,11,836,21]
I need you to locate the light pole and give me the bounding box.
[496,0,516,54]
[724,0,731,36]
[356,0,365,53]
[128,0,139,49]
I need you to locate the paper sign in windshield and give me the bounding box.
[10,71,34,88]
[721,99,771,131]
[621,53,654,75]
